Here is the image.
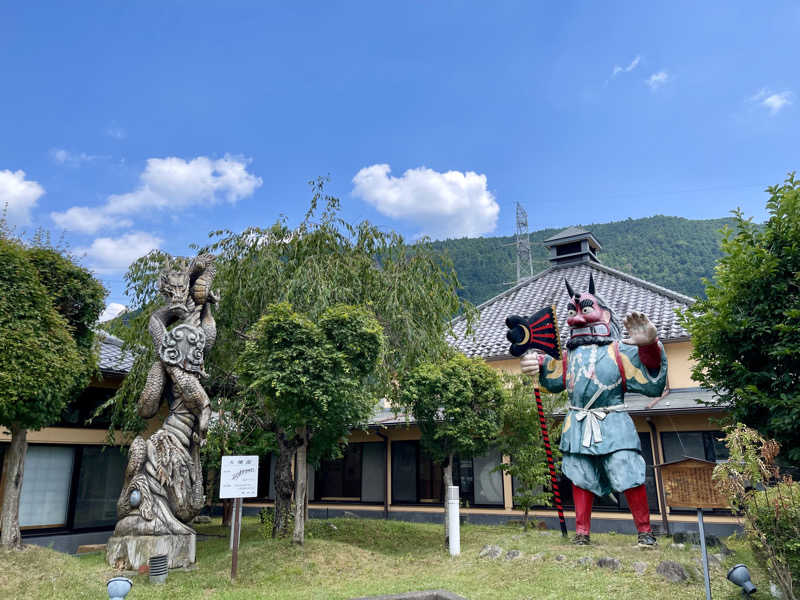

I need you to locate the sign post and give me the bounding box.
[655,457,729,600]
[220,455,259,580]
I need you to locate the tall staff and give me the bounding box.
[506,305,568,537]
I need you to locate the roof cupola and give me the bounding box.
[543,227,602,266]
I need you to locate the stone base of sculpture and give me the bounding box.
[106,533,196,570]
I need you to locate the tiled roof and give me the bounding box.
[448,261,695,360]
[543,226,592,242]
[97,331,136,375]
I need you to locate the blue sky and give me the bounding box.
[1,2,798,315]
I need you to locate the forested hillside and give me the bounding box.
[430,215,736,306]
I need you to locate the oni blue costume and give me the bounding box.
[538,341,667,496]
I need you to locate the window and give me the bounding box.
[360,443,385,503]
[418,452,443,503]
[19,446,75,528]
[661,431,728,464]
[73,447,126,529]
[391,441,417,503]
[318,444,362,501]
[472,448,504,506]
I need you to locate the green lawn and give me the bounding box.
[0,517,772,599]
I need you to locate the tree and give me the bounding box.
[237,302,384,543]
[681,173,800,465]
[104,179,473,536]
[494,375,562,529]
[0,236,105,548]
[401,353,506,545]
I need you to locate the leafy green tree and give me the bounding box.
[104,179,472,535]
[237,302,384,543]
[681,174,800,465]
[401,353,506,544]
[494,375,562,529]
[0,236,105,548]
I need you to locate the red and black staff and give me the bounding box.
[506,305,568,538]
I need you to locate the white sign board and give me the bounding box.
[220,455,259,499]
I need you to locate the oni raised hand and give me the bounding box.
[622,311,657,346]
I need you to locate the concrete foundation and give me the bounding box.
[106,533,196,570]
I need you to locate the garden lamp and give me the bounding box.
[727,564,757,596]
[107,576,132,600]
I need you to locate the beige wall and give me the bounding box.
[663,341,697,389]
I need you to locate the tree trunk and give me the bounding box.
[272,432,295,538]
[523,507,529,530]
[0,425,27,549]
[442,454,453,548]
[292,427,307,545]
[221,499,233,527]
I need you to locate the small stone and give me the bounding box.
[670,543,685,550]
[192,515,212,524]
[577,556,592,567]
[479,544,503,559]
[770,581,784,599]
[597,557,621,570]
[342,511,359,519]
[656,560,689,583]
[632,561,647,575]
[555,554,566,562]
[327,523,338,530]
[505,550,523,561]
[530,553,544,562]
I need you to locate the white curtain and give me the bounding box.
[19,446,75,527]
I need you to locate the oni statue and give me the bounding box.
[520,274,666,546]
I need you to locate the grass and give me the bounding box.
[0,517,774,599]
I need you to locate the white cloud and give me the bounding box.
[611,55,640,78]
[352,164,499,239]
[98,302,128,322]
[51,155,262,234]
[645,71,669,90]
[0,169,45,226]
[750,89,793,115]
[76,231,163,275]
[52,206,133,234]
[49,148,107,166]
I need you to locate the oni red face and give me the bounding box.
[566,293,612,337]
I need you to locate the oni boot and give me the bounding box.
[624,484,657,547]
[572,484,594,544]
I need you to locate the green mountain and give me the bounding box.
[430,215,736,306]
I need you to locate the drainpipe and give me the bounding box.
[376,430,390,520]
[647,417,670,536]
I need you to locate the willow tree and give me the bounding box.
[0,236,105,548]
[106,179,474,533]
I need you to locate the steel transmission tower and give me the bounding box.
[515,202,533,283]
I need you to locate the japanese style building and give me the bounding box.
[1,226,739,553]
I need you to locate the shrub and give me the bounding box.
[714,424,799,599]
[745,481,800,596]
